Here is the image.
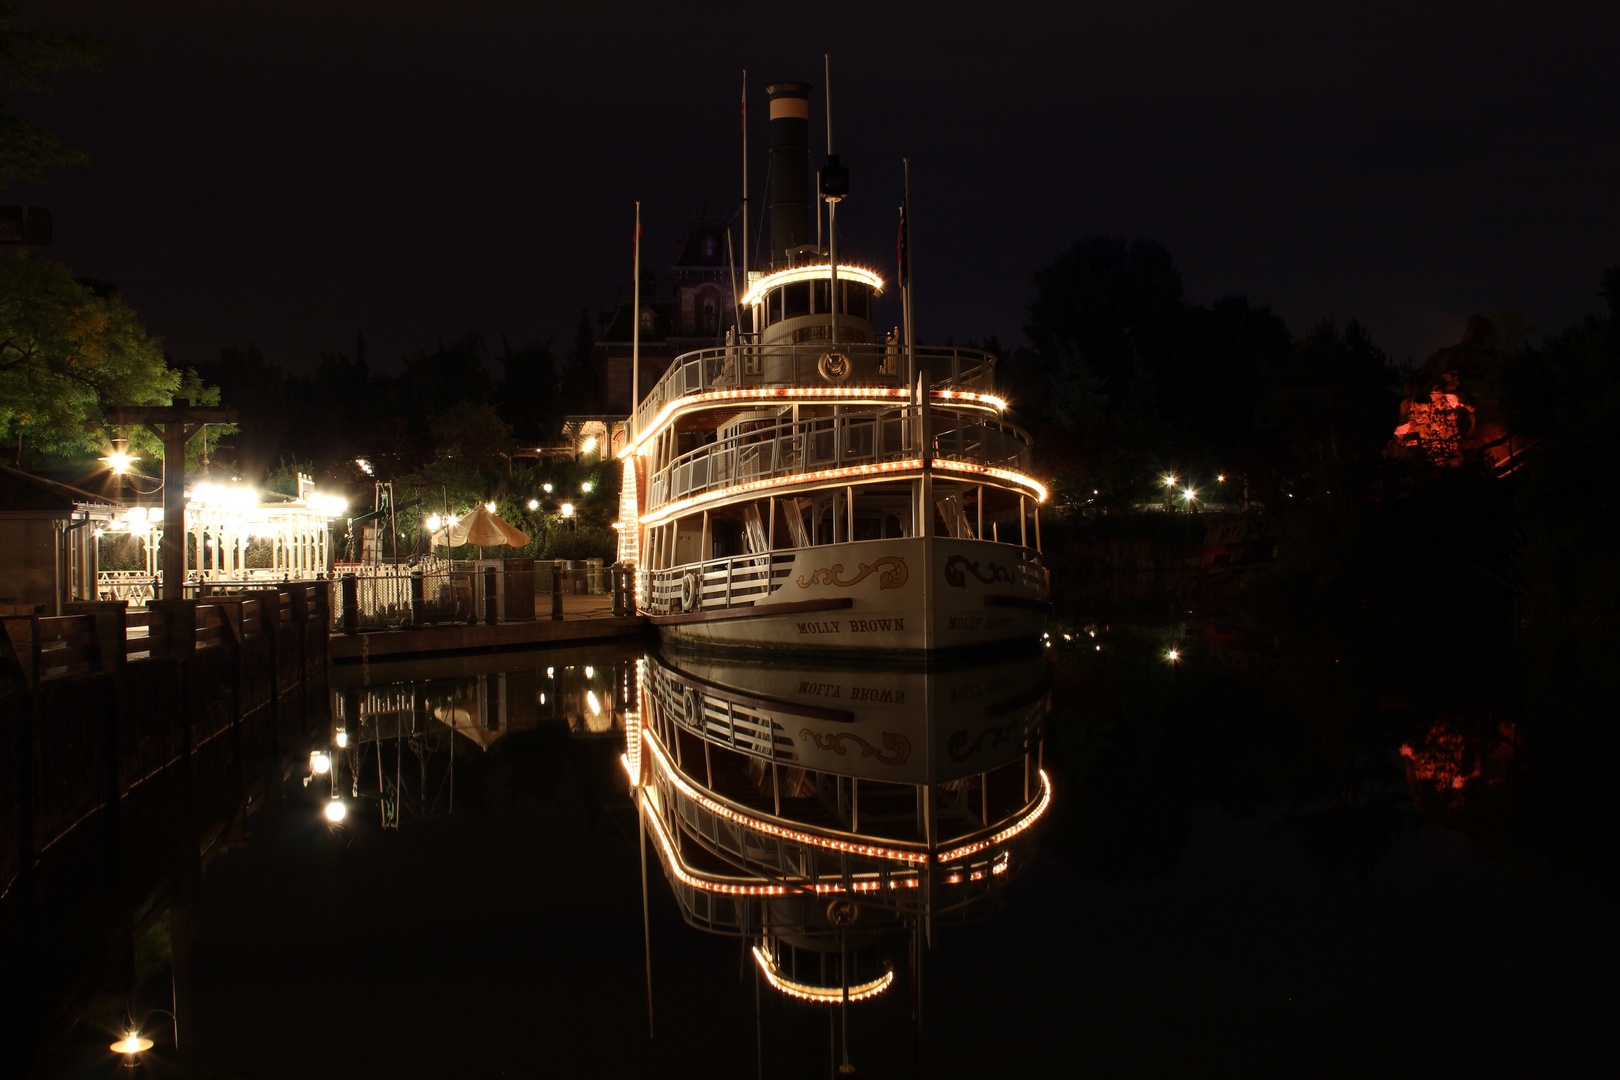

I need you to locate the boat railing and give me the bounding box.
[645,406,1033,513]
[644,730,1046,898]
[640,541,1047,618]
[643,549,796,616]
[632,343,997,438]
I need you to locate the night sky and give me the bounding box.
[16,1,1620,374]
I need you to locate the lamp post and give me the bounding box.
[111,1005,177,1070]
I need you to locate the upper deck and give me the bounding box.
[623,342,1002,456]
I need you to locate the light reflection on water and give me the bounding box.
[317,641,1056,1072]
[158,617,1620,1077]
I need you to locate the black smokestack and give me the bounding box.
[766,81,812,266]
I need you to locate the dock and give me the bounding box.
[329,593,647,661]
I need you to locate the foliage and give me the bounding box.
[1252,316,1399,505]
[1017,235,1300,511]
[0,0,103,185]
[0,251,228,464]
[264,455,313,496]
[495,334,560,443]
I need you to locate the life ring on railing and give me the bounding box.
[818,351,851,382]
[680,572,700,612]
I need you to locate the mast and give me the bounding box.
[740,70,748,302]
[823,54,846,350]
[902,159,914,395]
[632,201,641,439]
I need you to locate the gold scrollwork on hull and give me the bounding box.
[798,729,912,767]
[943,555,1015,588]
[795,556,908,591]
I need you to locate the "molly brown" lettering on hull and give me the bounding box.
[794,617,905,635]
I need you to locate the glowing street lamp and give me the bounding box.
[527,498,539,510]
[1163,475,1177,488]
[560,503,575,518]
[580,481,594,494]
[1217,474,1227,483]
[485,501,497,513]
[1167,649,1180,662]
[111,1032,154,1057]
[324,800,347,823]
[101,439,138,476]
[542,483,553,494]
[311,751,331,774]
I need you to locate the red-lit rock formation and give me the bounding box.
[1387,316,1533,475]
[1400,716,1519,815]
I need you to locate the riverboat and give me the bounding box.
[614,79,1049,655]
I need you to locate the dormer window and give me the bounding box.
[703,236,716,258]
[640,310,654,333]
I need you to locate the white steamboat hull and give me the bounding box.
[651,536,1048,654]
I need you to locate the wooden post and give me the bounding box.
[340,574,358,634]
[65,600,127,674]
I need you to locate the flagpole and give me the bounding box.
[825,54,839,350]
[632,200,641,441]
[902,158,914,398]
[741,70,748,300]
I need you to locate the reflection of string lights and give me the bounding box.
[640,792,920,897]
[752,945,894,1003]
[640,789,793,896]
[935,770,1052,864]
[643,731,926,863]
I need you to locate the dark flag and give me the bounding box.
[896,204,909,289]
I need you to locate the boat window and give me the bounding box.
[845,282,869,321]
[812,280,829,314]
[783,282,810,318]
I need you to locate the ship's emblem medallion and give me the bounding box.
[818,351,852,382]
[798,729,911,766]
[796,556,907,591]
[943,555,1014,588]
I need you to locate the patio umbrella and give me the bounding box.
[431,507,530,554]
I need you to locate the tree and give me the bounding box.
[0,251,181,463]
[495,334,558,442]
[0,1,103,186]
[558,307,599,414]
[1255,316,1398,501]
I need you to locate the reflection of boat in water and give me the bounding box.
[326,647,640,826]
[627,647,1052,1008]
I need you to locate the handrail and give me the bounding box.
[646,405,1033,513]
[632,342,998,439]
[646,725,1050,861]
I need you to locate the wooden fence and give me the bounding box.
[0,581,331,1077]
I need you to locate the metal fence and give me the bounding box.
[333,558,613,631]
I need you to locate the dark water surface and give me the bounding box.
[70,615,1620,1078]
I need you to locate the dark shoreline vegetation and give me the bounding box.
[6,186,1619,907]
